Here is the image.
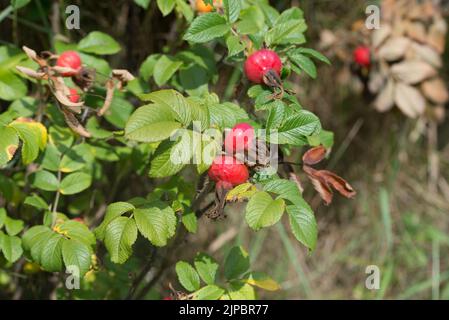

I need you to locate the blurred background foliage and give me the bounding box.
[1,0,449,299]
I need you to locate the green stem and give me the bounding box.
[0,5,13,24]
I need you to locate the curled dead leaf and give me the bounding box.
[411,43,442,68]
[405,22,427,43]
[302,145,327,166]
[377,37,410,61]
[61,108,91,138]
[394,82,426,118]
[15,66,47,80]
[22,46,46,67]
[374,79,395,112]
[303,165,356,205]
[427,18,447,54]
[97,79,115,116]
[372,25,392,49]
[391,60,436,85]
[421,78,449,104]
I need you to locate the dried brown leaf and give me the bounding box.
[302,146,327,166]
[15,66,46,80]
[421,78,449,104]
[374,79,395,112]
[377,37,410,61]
[61,108,91,138]
[411,43,442,68]
[97,79,115,116]
[394,82,426,118]
[372,25,392,49]
[315,170,356,199]
[405,22,427,43]
[303,165,333,205]
[427,18,447,54]
[22,46,46,67]
[391,60,436,85]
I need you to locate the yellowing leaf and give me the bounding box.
[246,272,281,291]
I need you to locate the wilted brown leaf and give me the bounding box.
[394,82,426,118]
[97,79,115,116]
[405,22,426,43]
[421,78,449,104]
[302,146,327,166]
[303,165,356,205]
[15,66,46,80]
[391,60,436,85]
[303,165,333,205]
[427,18,447,54]
[411,43,442,68]
[61,108,91,138]
[372,25,392,49]
[374,79,395,112]
[377,37,410,61]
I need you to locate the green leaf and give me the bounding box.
[176,261,201,292]
[184,13,230,43]
[61,239,92,277]
[276,7,304,24]
[224,246,250,280]
[32,170,59,192]
[141,90,192,125]
[223,0,241,23]
[134,0,151,9]
[288,52,317,78]
[4,216,24,236]
[139,54,161,81]
[0,126,19,166]
[78,31,121,55]
[125,104,181,143]
[286,204,317,251]
[95,202,135,240]
[39,233,64,271]
[0,208,5,229]
[296,48,331,65]
[307,129,334,149]
[263,179,303,206]
[266,19,307,46]
[8,97,38,117]
[236,6,265,35]
[193,285,225,300]
[153,55,183,86]
[182,211,198,233]
[134,206,176,246]
[271,110,321,145]
[8,119,47,164]
[245,191,285,230]
[103,95,134,129]
[104,216,138,264]
[59,172,92,195]
[0,234,23,263]
[149,140,187,178]
[58,220,96,246]
[22,225,51,253]
[226,281,256,300]
[11,0,31,9]
[226,35,245,57]
[245,272,280,291]
[194,253,219,285]
[0,71,27,101]
[157,0,175,16]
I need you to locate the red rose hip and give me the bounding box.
[244,49,282,84]
[224,122,255,153]
[68,88,80,103]
[56,51,82,77]
[208,155,249,187]
[353,46,371,67]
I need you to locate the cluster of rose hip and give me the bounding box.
[207,49,282,191]
[54,50,84,103]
